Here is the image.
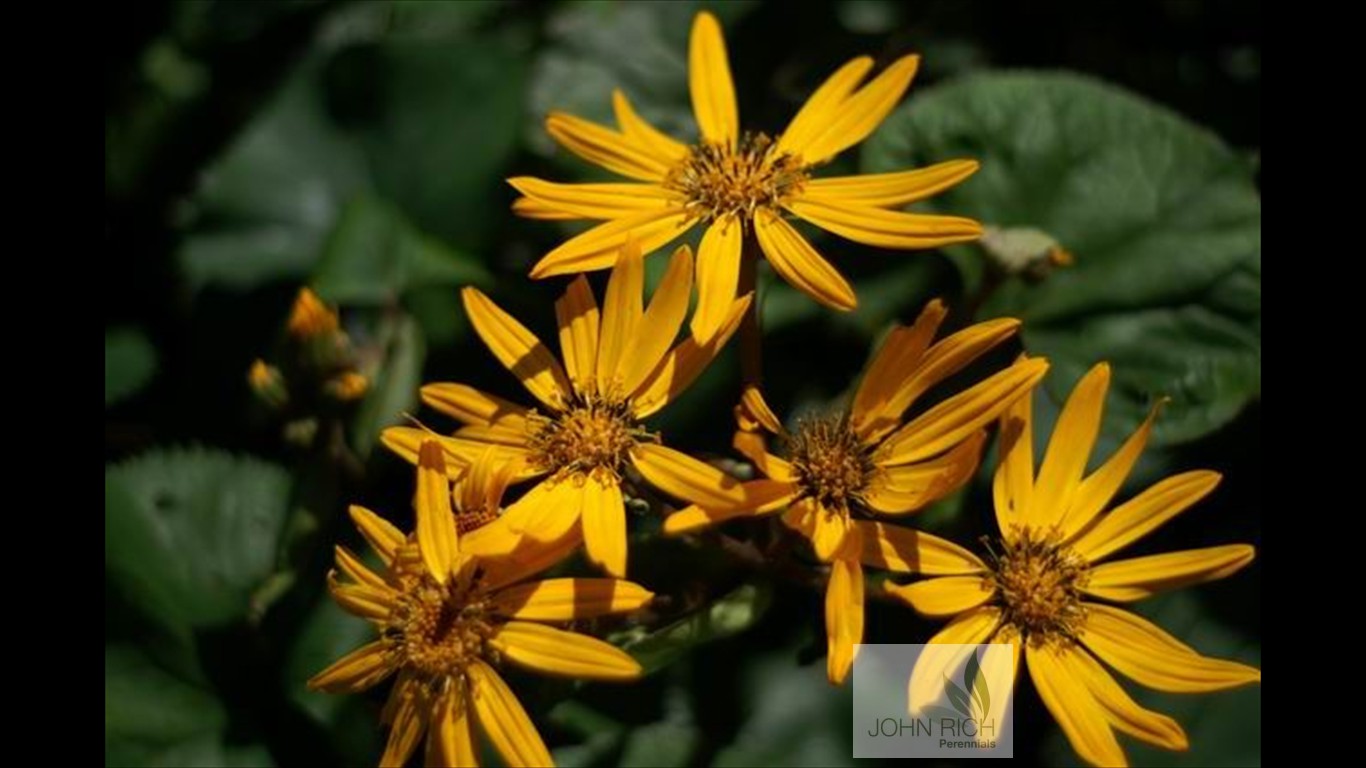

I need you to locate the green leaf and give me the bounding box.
[106,327,158,406]
[105,448,292,630]
[527,1,758,161]
[311,196,488,307]
[106,644,274,767]
[863,72,1260,445]
[619,581,773,675]
[350,314,425,458]
[179,52,371,291]
[329,34,531,251]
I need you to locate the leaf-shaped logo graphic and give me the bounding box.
[943,673,974,719]
[963,648,991,720]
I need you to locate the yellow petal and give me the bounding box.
[1079,604,1261,693]
[308,641,396,693]
[622,245,694,394]
[661,479,799,534]
[500,477,582,544]
[826,553,865,685]
[803,160,981,207]
[507,176,676,219]
[781,496,817,539]
[691,216,744,340]
[545,111,671,181]
[612,89,689,163]
[480,527,586,593]
[854,519,986,574]
[907,607,1002,716]
[416,441,460,584]
[775,56,874,158]
[864,430,985,514]
[467,660,554,768]
[631,442,748,508]
[379,677,429,768]
[382,428,533,478]
[733,430,795,481]
[334,545,388,591]
[737,385,784,435]
[554,275,600,392]
[349,504,404,566]
[753,207,856,311]
[1061,643,1189,753]
[688,11,738,146]
[462,287,573,410]
[877,357,1049,465]
[530,208,694,279]
[421,382,531,431]
[426,683,478,768]
[1084,545,1256,602]
[860,317,1021,442]
[328,572,395,621]
[629,294,751,418]
[488,577,654,620]
[1029,363,1110,529]
[810,504,851,562]
[885,576,996,618]
[1058,399,1165,539]
[849,299,948,437]
[459,515,525,559]
[991,374,1034,544]
[787,195,982,249]
[596,239,646,389]
[457,445,520,516]
[1070,470,1223,562]
[580,474,628,578]
[792,54,920,164]
[1027,643,1128,768]
[513,195,579,220]
[491,621,643,681]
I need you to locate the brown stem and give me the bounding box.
[738,235,763,389]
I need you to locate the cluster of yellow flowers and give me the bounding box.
[310,12,1258,768]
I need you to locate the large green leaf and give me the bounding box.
[106,327,158,406]
[862,72,1260,444]
[106,644,273,767]
[105,448,293,630]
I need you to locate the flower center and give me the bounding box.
[989,530,1089,645]
[385,571,494,680]
[666,132,808,223]
[527,395,649,478]
[787,415,873,513]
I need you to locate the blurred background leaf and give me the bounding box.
[864,71,1260,445]
[106,448,292,631]
[106,327,159,406]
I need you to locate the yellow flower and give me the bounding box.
[661,300,1048,684]
[310,441,652,767]
[287,287,340,339]
[383,241,753,577]
[512,11,983,337]
[877,362,1260,767]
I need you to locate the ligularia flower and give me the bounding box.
[513,11,983,338]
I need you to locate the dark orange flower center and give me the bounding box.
[666,132,808,223]
[527,394,648,478]
[989,530,1089,645]
[385,570,494,680]
[787,415,873,513]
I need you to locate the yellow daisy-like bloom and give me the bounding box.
[310,441,652,767]
[661,300,1048,684]
[383,241,753,577]
[512,11,983,338]
[877,363,1260,767]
